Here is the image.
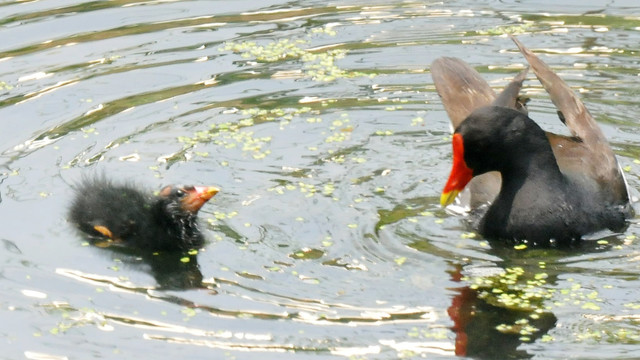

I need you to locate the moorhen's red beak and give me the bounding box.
[441,133,473,207]
[181,186,220,213]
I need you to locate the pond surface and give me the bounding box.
[1,1,640,359]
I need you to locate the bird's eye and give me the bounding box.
[175,189,186,197]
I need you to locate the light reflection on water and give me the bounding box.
[0,1,640,359]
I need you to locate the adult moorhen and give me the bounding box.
[433,36,633,245]
[69,177,220,251]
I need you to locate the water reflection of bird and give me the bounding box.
[69,177,219,252]
[433,36,633,245]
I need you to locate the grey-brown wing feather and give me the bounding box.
[511,36,629,204]
[432,57,496,129]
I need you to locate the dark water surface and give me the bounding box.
[1,1,640,359]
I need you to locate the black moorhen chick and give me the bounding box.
[433,36,633,245]
[69,177,219,251]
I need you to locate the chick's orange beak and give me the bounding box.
[181,186,220,213]
[441,133,473,207]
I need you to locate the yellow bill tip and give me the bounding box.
[440,190,460,207]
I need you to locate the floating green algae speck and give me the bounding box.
[394,257,407,266]
[181,308,197,317]
[581,302,601,311]
[290,248,324,260]
[411,117,424,126]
